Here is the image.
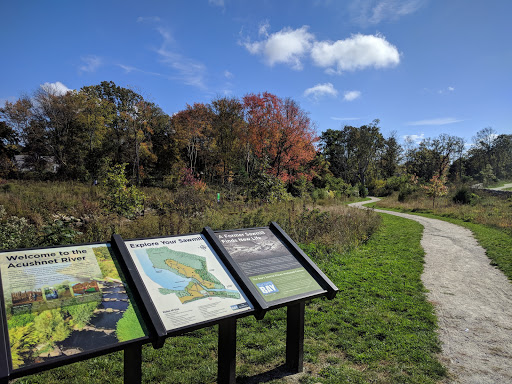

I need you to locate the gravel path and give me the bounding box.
[489,183,512,191]
[349,198,512,384]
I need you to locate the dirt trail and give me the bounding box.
[349,198,512,384]
[489,183,512,191]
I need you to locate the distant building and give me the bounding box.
[14,155,59,173]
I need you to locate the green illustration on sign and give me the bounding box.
[0,245,146,370]
[147,247,241,304]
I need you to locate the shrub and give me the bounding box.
[358,183,368,198]
[0,205,37,250]
[41,219,83,246]
[453,186,473,205]
[101,163,145,219]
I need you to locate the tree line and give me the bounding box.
[1,81,511,199]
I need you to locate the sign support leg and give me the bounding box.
[218,317,237,384]
[286,301,305,373]
[124,344,142,384]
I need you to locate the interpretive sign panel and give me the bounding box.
[123,234,252,333]
[213,228,324,305]
[0,243,147,372]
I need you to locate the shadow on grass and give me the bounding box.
[238,364,299,384]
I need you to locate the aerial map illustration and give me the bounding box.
[143,246,241,304]
[125,235,251,331]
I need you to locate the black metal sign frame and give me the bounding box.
[111,232,256,343]
[0,241,151,381]
[0,223,339,383]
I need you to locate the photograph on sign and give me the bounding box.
[0,244,147,370]
[123,235,252,332]
[215,228,323,303]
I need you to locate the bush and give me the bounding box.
[101,163,145,219]
[358,183,368,198]
[453,186,473,205]
[0,205,38,249]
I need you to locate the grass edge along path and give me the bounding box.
[368,202,512,283]
[296,213,446,384]
[15,214,446,384]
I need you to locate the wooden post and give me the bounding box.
[286,301,305,373]
[218,317,237,384]
[124,344,142,384]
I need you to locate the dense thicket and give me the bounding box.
[1,82,511,198]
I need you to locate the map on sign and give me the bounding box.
[143,246,241,303]
[125,235,252,332]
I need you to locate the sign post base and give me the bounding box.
[218,317,237,384]
[124,344,142,384]
[286,301,305,373]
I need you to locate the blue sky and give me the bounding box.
[1,0,510,146]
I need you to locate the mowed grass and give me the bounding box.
[16,213,445,384]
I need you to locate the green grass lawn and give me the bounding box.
[15,213,445,384]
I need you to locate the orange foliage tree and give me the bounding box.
[242,92,317,184]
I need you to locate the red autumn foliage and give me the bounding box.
[243,92,318,183]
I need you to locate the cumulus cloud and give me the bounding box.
[242,25,400,73]
[40,82,72,96]
[224,70,234,79]
[311,34,400,73]
[79,55,102,73]
[243,26,315,70]
[343,90,362,101]
[304,83,338,99]
[407,117,463,126]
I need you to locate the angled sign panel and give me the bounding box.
[0,243,148,373]
[122,234,253,333]
[212,228,325,306]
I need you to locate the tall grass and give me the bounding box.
[378,190,512,236]
[0,181,378,253]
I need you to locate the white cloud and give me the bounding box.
[224,70,234,79]
[438,86,455,94]
[136,16,161,23]
[304,83,338,99]
[403,133,425,144]
[243,26,315,70]
[407,117,464,126]
[311,34,400,73]
[352,0,424,25]
[79,55,102,73]
[118,64,164,78]
[40,82,72,96]
[156,28,207,89]
[343,90,362,101]
[258,21,270,37]
[243,25,400,73]
[208,0,224,7]
[331,116,360,121]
